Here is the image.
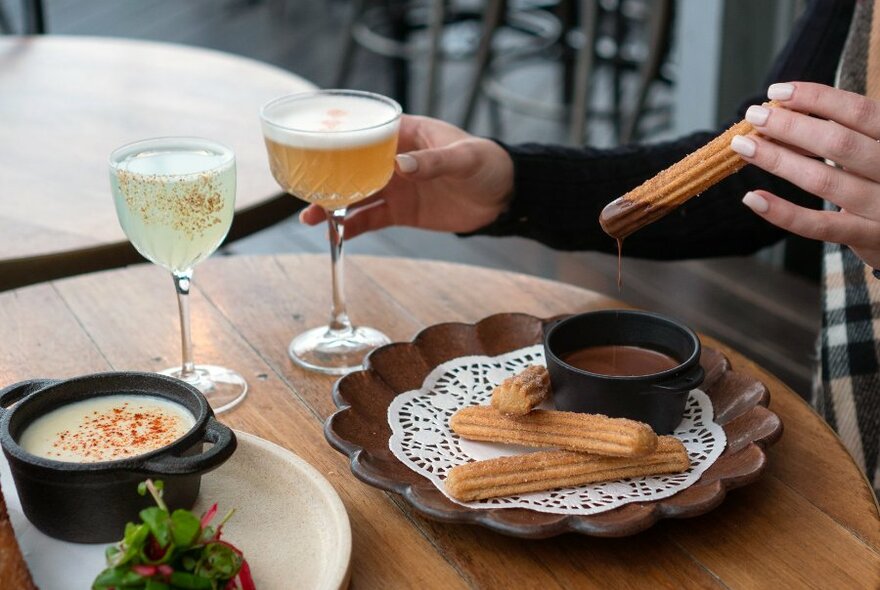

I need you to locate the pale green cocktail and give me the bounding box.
[111,148,235,273]
[110,138,246,413]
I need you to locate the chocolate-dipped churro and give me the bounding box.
[599,101,779,239]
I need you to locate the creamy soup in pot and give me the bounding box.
[18,395,195,463]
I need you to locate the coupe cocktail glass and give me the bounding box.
[110,137,247,413]
[261,90,401,374]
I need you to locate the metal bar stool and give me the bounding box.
[0,0,46,34]
[336,0,561,117]
[336,0,449,115]
[464,0,674,146]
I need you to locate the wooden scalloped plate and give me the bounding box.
[324,313,783,538]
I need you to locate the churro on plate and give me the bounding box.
[445,436,689,502]
[450,406,658,457]
[599,101,780,239]
[490,365,551,416]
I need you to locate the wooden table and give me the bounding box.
[0,36,314,290]
[1,254,878,588]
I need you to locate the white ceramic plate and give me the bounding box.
[1,430,351,590]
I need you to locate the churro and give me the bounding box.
[599,101,780,239]
[490,365,551,416]
[450,406,657,457]
[445,436,689,502]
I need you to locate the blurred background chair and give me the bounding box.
[335,0,562,117]
[336,0,674,146]
[0,0,45,34]
[462,0,675,145]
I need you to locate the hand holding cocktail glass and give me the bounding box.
[110,137,247,413]
[261,90,402,374]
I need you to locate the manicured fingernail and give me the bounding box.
[742,191,769,213]
[396,154,418,173]
[746,105,770,126]
[768,83,794,101]
[731,135,757,157]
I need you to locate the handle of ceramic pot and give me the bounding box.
[0,379,61,416]
[650,366,705,393]
[541,314,573,337]
[141,417,237,475]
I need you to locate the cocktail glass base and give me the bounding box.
[161,364,248,414]
[289,325,391,375]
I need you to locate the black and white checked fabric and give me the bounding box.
[813,0,880,493]
[817,243,880,490]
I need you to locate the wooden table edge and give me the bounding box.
[702,334,880,544]
[0,195,307,292]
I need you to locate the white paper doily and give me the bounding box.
[388,345,727,515]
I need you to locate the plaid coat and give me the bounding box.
[816,0,880,491]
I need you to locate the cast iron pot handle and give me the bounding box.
[650,366,705,393]
[0,379,61,417]
[141,417,237,475]
[542,314,573,337]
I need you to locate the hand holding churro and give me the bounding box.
[599,101,781,239]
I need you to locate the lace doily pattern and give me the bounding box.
[388,345,727,515]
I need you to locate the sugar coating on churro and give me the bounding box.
[599,101,781,239]
[450,406,658,457]
[445,436,689,502]
[490,365,551,416]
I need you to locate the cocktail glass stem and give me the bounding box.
[172,269,197,380]
[327,208,353,335]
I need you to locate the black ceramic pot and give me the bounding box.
[544,310,704,434]
[0,372,236,543]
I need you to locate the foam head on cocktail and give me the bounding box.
[261,93,400,210]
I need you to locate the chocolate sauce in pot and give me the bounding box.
[561,345,679,376]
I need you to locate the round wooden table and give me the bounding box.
[0,36,314,290]
[1,255,877,588]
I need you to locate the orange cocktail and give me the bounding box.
[262,93,400,209]
[261,90,402,375]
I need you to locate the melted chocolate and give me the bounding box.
[599,197,671,240]
[616,238,623,291]
[561,345,679,377]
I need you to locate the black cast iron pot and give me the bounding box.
[544,310,704,434]
[0,372,236,543]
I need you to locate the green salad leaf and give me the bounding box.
[91,479,255,590]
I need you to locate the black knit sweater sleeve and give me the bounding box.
[474,0,855,259]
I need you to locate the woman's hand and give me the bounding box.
[299,114,514,239]
[730,81,880,268]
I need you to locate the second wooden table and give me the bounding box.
[0,35,313,289]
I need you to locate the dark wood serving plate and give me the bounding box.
[324,313,783,538]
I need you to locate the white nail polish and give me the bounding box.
[746,105,770,126]
[767,83,794,101]
[742,191,769,213]
[396,154,418,173]
[730,135,757,158]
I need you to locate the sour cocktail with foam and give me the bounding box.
[260,90,402,375]
[261,93,400,210]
